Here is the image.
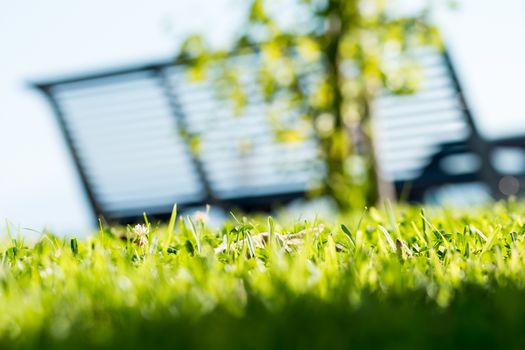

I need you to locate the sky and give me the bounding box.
[0,0,524,236]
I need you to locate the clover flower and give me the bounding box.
[132,224,149,246]
[193,211,208,224]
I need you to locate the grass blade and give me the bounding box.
[378,225,397,252]
[340,224,356,247]
[245,232,256,258]
[268,216,275,248]
[470,225,488,242]
[70,238,79,255]
[167,204,177,246]
[187,216,201,254]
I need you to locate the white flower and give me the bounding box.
[133,224,149,237]
[131,224,149,246]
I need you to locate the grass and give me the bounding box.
[3,200,525,349]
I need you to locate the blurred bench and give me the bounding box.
[33,56,325,223]
[32,49,525,223]
[374,49,525,202]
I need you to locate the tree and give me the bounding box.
[176,0,441,209]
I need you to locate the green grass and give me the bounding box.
[3,201,525,349]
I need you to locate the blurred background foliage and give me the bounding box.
[176,0,442,210]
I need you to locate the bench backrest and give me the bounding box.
[34,56,323,223]
[34,48,503,222]
[374,48,502,201]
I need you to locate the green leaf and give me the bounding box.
[70,238,79,255]
[340,224,355,247]
[184,240,195,255]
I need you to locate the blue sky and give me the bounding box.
[0,0,524,236]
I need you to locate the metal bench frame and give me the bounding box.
[32,50,523,223]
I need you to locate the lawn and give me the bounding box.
[2,201,525,349]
